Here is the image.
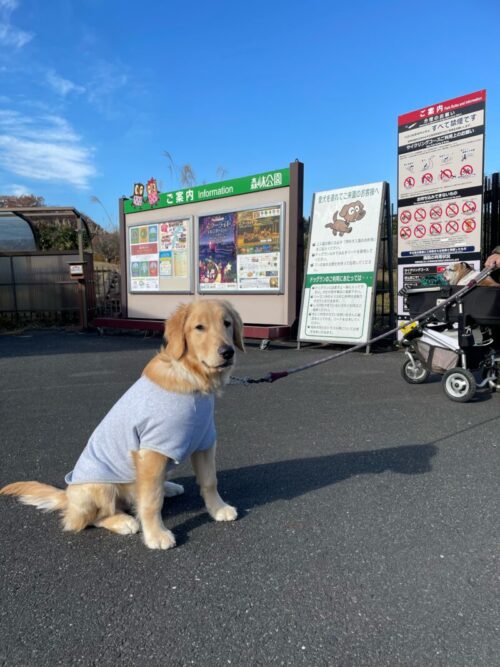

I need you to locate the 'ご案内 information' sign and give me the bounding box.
[397,90,486,319]
[298,182,386,344]
[124,168,289,214]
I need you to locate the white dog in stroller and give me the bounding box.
[443,261,500,287]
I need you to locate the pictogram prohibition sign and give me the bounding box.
[462,218,476,233]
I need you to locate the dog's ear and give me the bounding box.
[165,303,190,360]
[463,262,473,271]
[339,204,349,219]
[223,302,245,352]
[356,201,366,219]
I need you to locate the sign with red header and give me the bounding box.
[397,90,486,320]
[398,90,486,126]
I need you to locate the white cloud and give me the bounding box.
[0,0,33,49]
[86,60,129,116]
[45,69,85,97]
[4,182,29,196]
[0,110,96,189]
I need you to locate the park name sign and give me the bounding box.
[298,182,386,345]
[397,90,486,319]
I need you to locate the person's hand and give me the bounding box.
[485,253,500,269]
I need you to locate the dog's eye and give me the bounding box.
[223,320,232,328]
[195,324,205,331]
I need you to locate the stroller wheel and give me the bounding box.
[442,368,476,402]
[401,358,430,384]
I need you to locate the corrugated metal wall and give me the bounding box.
[0,252,93,322]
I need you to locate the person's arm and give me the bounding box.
[485,247,500,268]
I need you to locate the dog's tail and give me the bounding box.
[0,481,67,512]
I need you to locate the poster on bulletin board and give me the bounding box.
[128,217,193,293]
[198,204,284,293]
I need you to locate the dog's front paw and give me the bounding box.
[143,529,176,550]
[212,504,238,522]
[117,516,140,535]
[164,481,185,497]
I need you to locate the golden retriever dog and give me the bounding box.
[443,261,500,287]
[1,300,244,550]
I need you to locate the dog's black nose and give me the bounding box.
[219,345,234,360]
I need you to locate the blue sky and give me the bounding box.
[1,0,499,230]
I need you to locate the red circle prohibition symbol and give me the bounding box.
[440,168,454,181]
[400,226,412,240]
[462,200,477,213]
[460,164,473,176]
[404,176,416,189]
[422,172,433,184]
[446,202,459,217]
[462,218,476,233]
[414,207,427,222]
[414,224,426,238]
[430,205,442,219]
[430,222,442,235]
[400,210,412,223]
[446,220,459,234]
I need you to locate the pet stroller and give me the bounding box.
[400,284,500,402]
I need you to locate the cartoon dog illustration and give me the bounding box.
[325,200,366,237]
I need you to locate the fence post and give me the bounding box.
[76,217,88,330]
[10,256,18,323]
[492,173,500,251]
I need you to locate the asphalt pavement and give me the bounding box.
[0,330,498,666]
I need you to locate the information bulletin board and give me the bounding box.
[120,163,303,328]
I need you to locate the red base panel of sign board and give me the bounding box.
[91,317,290,341]
[92,317,164,332]
[241,325,290,340]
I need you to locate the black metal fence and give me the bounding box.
[483,173,500,257]
[93,268,121,317]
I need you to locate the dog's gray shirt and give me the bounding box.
[65,376,216,485]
